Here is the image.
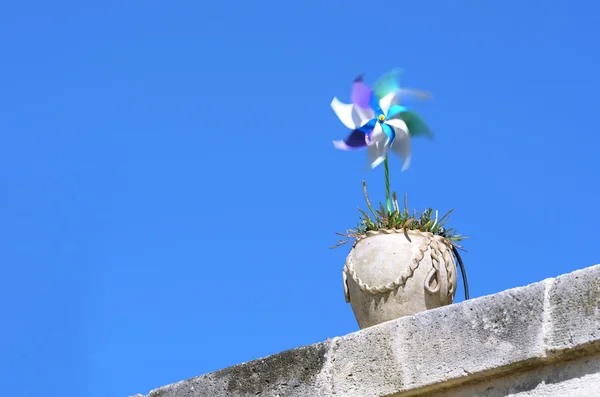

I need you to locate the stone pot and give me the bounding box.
[343,229,457,329]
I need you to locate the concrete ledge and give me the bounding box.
[135,264,600,397]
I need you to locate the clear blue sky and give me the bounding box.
[1,1,599,396]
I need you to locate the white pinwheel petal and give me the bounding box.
[390,133,412,171]
[353,104,374,123]
[368,144,387,169]
[331,97,372,130]
[370,121,386,140]
[384,118,411,170]
[384,118,409,138]
[367,123,388,169]
[382,89,431,115]
[379,92,400,116]
[330,97,356,129]
[398,88,432,101]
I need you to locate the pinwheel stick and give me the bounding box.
[384,156,391,214]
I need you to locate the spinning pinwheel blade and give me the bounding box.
[331,69,434,170]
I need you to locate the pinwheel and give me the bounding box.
[331,69,433,171]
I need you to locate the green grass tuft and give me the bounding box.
[331,181,467,249]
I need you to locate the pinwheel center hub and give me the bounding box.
[377,114,385,123]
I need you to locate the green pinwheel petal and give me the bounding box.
[372,68,403,100]
[391,110,434,139]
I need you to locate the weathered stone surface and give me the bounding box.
[330,322,404,397]
[424,351,600,397]
[132,264,600,397]
[392,280,548,391]
[546,265,600,353]
[145,341,331,397]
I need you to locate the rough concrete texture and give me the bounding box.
[134,264,600,397]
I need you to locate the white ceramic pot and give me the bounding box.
[343,229,457,329]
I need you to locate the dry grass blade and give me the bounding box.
[357,207,371,220]
[402,227,411,242]
[378,203,388,221]
[330,240,350,249]
[362,180,377,219]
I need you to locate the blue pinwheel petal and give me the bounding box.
[386,104,407,120]
[381,123,396,144]
[358,118,377,134]
[369,95,382,115]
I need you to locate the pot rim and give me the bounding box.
[351,228,451,248]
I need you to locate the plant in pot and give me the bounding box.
[330,70,469,329]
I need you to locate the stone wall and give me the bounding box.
[132,264,600,397]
